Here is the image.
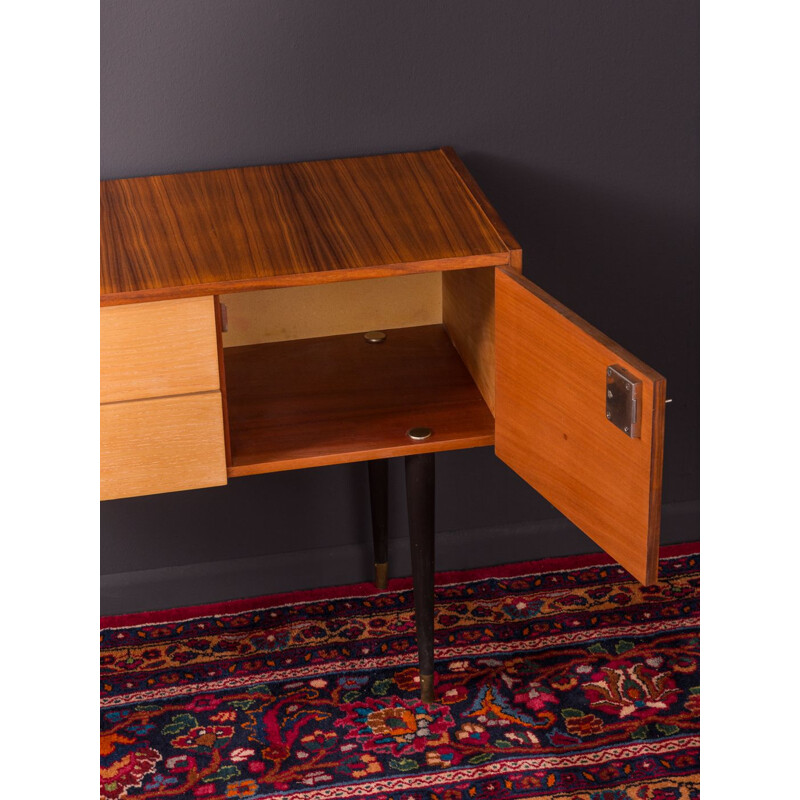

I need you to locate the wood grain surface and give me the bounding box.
[224,325,494,476]
[494,269,665,585]
[440,147,523,271]
[100,391,227,500]
[100,296,220,403]
[442,267,496,414]
[101,149,513,305]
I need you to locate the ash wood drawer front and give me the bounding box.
[100,391,227,501]
[100,296,220,404]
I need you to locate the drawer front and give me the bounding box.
[101,391,227,500]
[101,296,220,403]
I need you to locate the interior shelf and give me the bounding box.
[223,324,495,476]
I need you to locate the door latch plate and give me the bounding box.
[606,365,641,438]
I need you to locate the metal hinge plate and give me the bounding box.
[606,365,642,438]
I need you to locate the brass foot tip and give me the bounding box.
[419,673,434,703]
[374,562,388,590]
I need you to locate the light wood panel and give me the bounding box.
[214,295,232,467]
[442,267,496,414]
[101,149,514,305]
[100,392,227,500]
[100,296,220,403]
[224,325,494,476]
[494,269,665,585]
[221,273,441,347]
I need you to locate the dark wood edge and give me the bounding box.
[439,147,523,271]
[645,376,667,585]
[100,253,510,306]
[496,267,666,384]
[213,296,232,468]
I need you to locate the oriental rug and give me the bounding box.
[101,543,699,799]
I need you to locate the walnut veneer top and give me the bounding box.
[100,148,520,305]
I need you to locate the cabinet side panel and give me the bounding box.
[100,392,227,500]
[100,296,220,403]
[495,269,665,584]
[442,268,496,414]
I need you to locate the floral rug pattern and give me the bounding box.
[101,545,699,799]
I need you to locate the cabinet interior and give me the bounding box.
[217,267,496,475]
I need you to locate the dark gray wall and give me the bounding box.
[100,0,698,614]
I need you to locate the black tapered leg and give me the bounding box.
[368,459,389,590]
[405,452,436,703]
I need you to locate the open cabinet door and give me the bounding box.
[495,269,666,585]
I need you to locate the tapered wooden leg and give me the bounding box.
[405,452,435,703]
[368,459,389,590]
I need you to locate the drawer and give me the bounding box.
[101,296,220,403]
[100,391,227,500]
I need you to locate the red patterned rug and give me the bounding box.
[101,543,699,799]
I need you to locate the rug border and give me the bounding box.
[101,541,699,629]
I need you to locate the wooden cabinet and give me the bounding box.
[100,148,665,585]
